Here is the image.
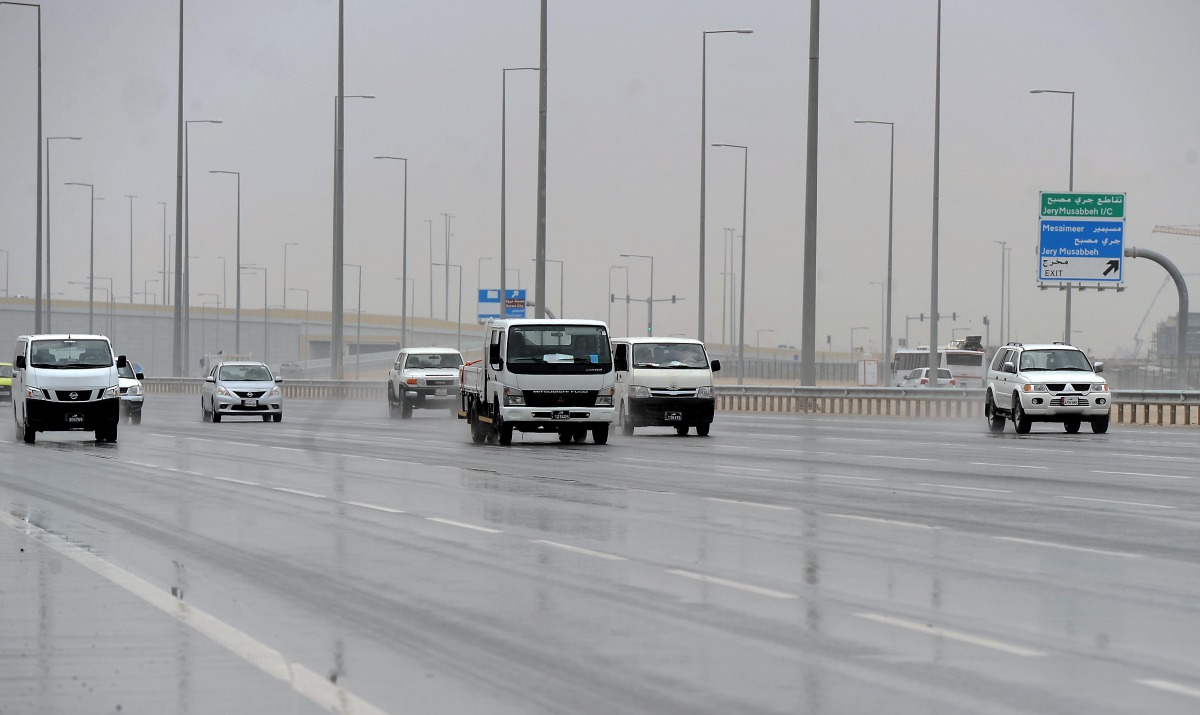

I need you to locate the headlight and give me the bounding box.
[267,386,281,398]
[216,385,232,397]
[24,386,45,400]
[127,385,143,396]
[594,387,614,407]
[503,387,525,406]
[696,385,714,399]
[1094,384,1108,392]
[103,385,119,399]
[1023,384,1049,393]
[631,385,651,398]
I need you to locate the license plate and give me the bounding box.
[552,410,570,420]
[66,413,84,424]
[436,388,447,396]
[1063,396,1079,406]
[242,399,258,408]
[665,412,683,422]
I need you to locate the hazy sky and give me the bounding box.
[3,1,1199,358]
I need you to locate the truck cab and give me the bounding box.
[460,319,616,445]
[611,337,720,436]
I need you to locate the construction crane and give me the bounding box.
[1153,225,1200,237]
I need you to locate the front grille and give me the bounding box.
[1072,383,1093,392]
[54,390,96,402]
[427,378,455,387]
[524,390,598,408]
[1047,383,1065,392]
[234,390,265,399]
[1050,397,1090,407]
[649,387,699,398]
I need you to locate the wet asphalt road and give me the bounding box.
[2,395,1200,715]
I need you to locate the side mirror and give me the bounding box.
[116,354,128,368]
[1003,361,1017,374]
[710,358,722,373]
[135,372,145,380]
[489,342,503,369]
[205,375,215,383]
[614,356,628,372]
[1093,361,1104,373]
[15,355,25,369]
[275,376,284,383]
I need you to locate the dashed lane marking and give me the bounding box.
[533,540,626,561]
[855,613,1047,657]
[426,517,502,534]
[825,514,942,530]
[993,536,1140,558]
[667,569,797,600]
[704,497,793,511]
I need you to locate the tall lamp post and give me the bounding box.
[501,66,539,319]
[289,287,310,354]
[158,200,168,305]
[620,254,654,336]
[331,93,375,380]
[756,328,774,360]
[477,256,492,321]
[123,194,137,302]
[209,170,241,353]
[374,155,409,347]
[64,182,100,332]
[45,135,81,330]
[994,240,1007,348]
[712,143,749,384]
[282,241,298,308]
[344,263,363,379]
[533,258,563,317]
[854,119,895,361]
[142,279,158,305]
[441,213,454,320]
[607,264,627,331]
[241,265,268,362]
[198,292,220,351]
[869,280,885,355]
[1030,88,1076,344]
[698,27,753,341]
[434,262,463,350]
[184,119,222,363]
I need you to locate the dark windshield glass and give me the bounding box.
[631,343,708,368]
[30,339,112,368]
[507,325,612,375]
[219,364,274,381]
[1019,349,1091,371]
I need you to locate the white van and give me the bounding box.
[611,337,720,436]
[12,334,126,444]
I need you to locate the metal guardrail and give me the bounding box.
[142,379,1200,427]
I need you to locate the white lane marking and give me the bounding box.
[0,511,390,715]
[713,445,750,450]
[815,474,882,482]
[704,497,793,511]
[855,613,1046,657]
[1137,678,1200,700]
[623,458,677,464]
[223,441,260,448]
[825,513,942,530]
[1060,496,1175,509]
[426,517,502,534]
[211,476,260,486]
[271,446,305,453]
[272,487,326,499]
[1114,453,1192,462]
[127,460,159,468]
[916,483,1013,494]
[993,536,1140,559]
[970,462,1048,470]
[626,487,676,495]
[534,540,626,561]
[342,501,405,514]
[165,468,203,476]
[714,465,771,473]
[870,455,936,462]
[667,569,797,600]
[775,449,839,456]
[1093,470,1191,480]
[1003,446,1075,454]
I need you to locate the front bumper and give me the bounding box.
[403,385,460,407]
[499,405,616,426]
[27,397,120,432]
[628,396,715,427]
[120,395,144,415]
[213,393,283,416]
[1018,392,1111,419]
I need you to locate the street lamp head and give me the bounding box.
[64,182,93,187]
[209,170,239,176]
[374,155,408,161]
[49,136,82,141]
[1030,89,1074,96]
[711,143,747,149]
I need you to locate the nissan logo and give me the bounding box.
[69,392,79,400]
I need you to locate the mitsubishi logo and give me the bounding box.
[556,396,565,405]
[69,392,79,400]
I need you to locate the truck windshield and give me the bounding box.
[632,343,708,368]
[507,325,612,374]
[30,339,113,369]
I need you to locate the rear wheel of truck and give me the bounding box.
[470,413,487,444]
[696,422,710,436]
[675,425,689,436]
[592,425,609,445]
[558,430,573,444]
[498,423,514,446]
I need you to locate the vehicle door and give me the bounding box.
[612,342,630,405]
[12,339,28,423]
[991,349,1014,408]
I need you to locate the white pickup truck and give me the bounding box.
[459,319,617,445]
[387,347,464,419]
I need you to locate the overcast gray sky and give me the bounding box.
[3,0,1199,357]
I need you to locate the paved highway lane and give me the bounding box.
[3,396,1200,714]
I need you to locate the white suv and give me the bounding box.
[984,342,1111,434]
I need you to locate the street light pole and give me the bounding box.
[854,119,895,362]
[869,280,884,355]
[45,135,81,330]
[756,328,774,360]
[850,326,870,356]
[185,119,222,364]
[241,265,268,362]
[441,213,454,321]
[994,240,1007,348]
[502,66,539,319]
[157,200,168,306]
[125,194,137,302]
[375,156,409,347]
[712,143,749,384]
[288,287,310,353]
[534,258,563,317]
[477,256,492,321]
[699,28,753,341]
[620,254,654,336]
[332,92,376,380]
[282,241,298,309]
[434,262,463,350]
[65,182,99,332]
[425,218,434,318]
[144,279,158,306]
[344,263,362,379]
[1030,88,1077,343]
[209,171,241,353]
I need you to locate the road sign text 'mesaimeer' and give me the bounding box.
[1040,192,1126,219]
[1038,219,1123,284]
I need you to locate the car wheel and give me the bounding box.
[262,415,271,422]
[1013,394,1031,434]
[498,424,513,446]
[400,398,413,419]
[212,411,222,423]
[470,410,487,444]
[1091,415,1110,434]
[572,428,588,444]
[620,403,634,436]
[131,412,142,425]
[986,393,1005,434]
[558,430,573,444]
[22,421,35,444]
[274,413,282,423]
[675,425,689,436]
[1064,419,1081,434]
[696,422,711,437]
[387,386,401,419]
[592,424,609,445]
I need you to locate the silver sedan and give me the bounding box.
[201,361,283,423]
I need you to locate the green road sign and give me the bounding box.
[1040,192,1125,218]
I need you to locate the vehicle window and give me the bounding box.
[938,369,953,379]
[0,364,12,378]
[118,364,136,379]
[219,364,272,381]
[632,343,706,368]
[30,338,112,368]
[907,369,922,380]
[506,325,612,373]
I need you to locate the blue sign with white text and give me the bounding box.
[478,289,527,319]
[1038,219,1123,284]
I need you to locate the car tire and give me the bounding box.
[1013,395,1032,434]
[22,422,35,444]
[696,422,711,437]
[262,415,271,422]
[1064,419,1081,434]
[273,413,282,423]
[387,386,401,419]
[986,393,1006,434]
[469,410,487,444]
[212,411,222,423]
[675,425,689,436]
[572,429,588,444]
[498,424,513,446]
[1091,415,1110,434]
[400,398,413,420]
[619,403,634,436]
[131,412,142,425]
[592,424,609,445]
[558,430,573,444]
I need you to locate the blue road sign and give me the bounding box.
[1038,219,1124,284]
[478,289,527,319]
